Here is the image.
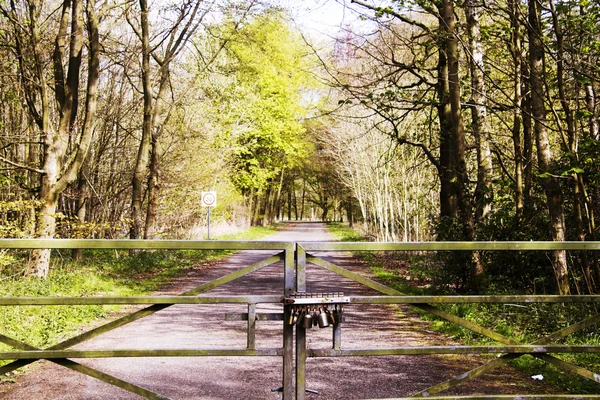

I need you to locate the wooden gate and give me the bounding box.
[294,241,600,399]
[0,239,296,399]
[2,240,600,399]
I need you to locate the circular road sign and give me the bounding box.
[201,191,217,207]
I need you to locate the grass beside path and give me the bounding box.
[324,222,600,395]
[0,225,277,379]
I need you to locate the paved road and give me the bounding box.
[1,223,552,399]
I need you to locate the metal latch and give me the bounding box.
[284,292,349,305]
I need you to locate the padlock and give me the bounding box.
[301,307,313,329]
[317,307,330,328]
[296,306,306,326]
[325,306,336,324]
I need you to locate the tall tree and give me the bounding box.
[345,0,471,224]
[342,0,480,289]
[0,0,100,277]
[209,10,315,226]
[466,0,493,222]
[528,0,569,294]
[127,0,211,239]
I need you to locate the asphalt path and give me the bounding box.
[1,222,553,399]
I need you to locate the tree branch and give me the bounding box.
[350,0,435,34]
[0,156,45,174]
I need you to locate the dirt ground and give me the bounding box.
[0,222,559,399]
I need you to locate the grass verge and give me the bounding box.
[325,222,600,394]
[0,225,278,379]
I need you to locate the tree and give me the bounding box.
[208,10,316,225]
[324,0,590,293]
[0,0,100,277]
[528,0,569,294]
[325,112,436,241]
[127,0,212,239]
[330,0,480,289]
[465,0,493,222]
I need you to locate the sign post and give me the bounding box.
[201,191,217,239]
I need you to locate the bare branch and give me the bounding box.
[350,0,435,35]
[0,156,45,175]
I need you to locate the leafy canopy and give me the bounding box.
[213,10,316,192]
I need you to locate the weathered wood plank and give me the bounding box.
[302,241,600,251]
[0,335,167,399]
[0,239,291,250]
[0,348,284,359]
[378,396,600,399]
[0,295,283,306]
[347,295,600,304]
[307,255,520,345]
[307,345,600,357]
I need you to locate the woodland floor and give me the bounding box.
[0,222,559,399]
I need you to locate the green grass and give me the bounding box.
[0,224,278,375]
[326,222,366,242]
[324,222,600,394]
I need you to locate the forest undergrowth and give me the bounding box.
[0,225,277,382]
[326,222,600,394]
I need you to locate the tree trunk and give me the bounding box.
[347,199,354,227]
[441,0,480,291]
[130,0,153,240]
[71,172,88,261]
[466,0,493,222]
[444,0,468,227]
[528,0,570,294]
[584,85,600,238]
[251,191,261,226]
[509,0,524,219]
[586,85,599,140]
[25,0,99,277]
[300,180,306,220]
[550,0,591,291]
[29,198,58,277]
[293,187,298,220]
[272,169,285,224]
[522,62,534,209]
[144,136,159,239]
[287,185,292,221]
[246,187,254,226]
[437,17,457,220]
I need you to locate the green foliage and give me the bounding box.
[370,256,600,393]
[209,10,317,194]
[0,264,135,360]
[424,181,564,294]
[476,203,557,294]
[328,222,600,392]
[0,250,27,278]
[0,200,39,238]
[0,199,127,240]
[429,217,477,293]
[579,139,600,182]
[56,214,128,239]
